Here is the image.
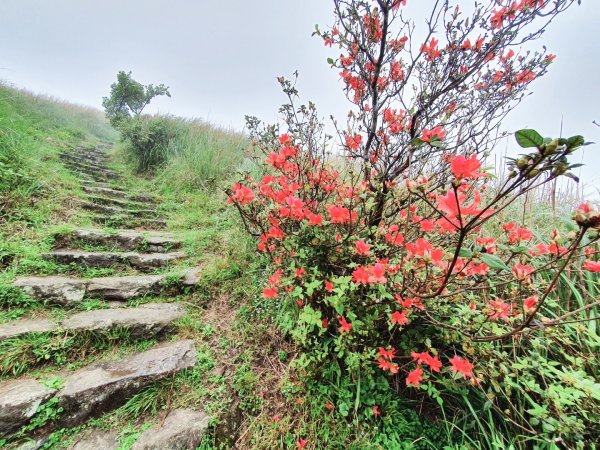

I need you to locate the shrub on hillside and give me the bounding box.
[229,0,599,447]
[118,115,178,173]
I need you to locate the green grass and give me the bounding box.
[0,328,159,378]
[115,115,250,191]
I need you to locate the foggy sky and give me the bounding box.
[1,0,598,197]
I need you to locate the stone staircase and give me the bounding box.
[0,146,209,449]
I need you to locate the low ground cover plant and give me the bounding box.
[229,0,599,447]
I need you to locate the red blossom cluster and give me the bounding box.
[231,0,593,416]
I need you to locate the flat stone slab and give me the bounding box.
[132,408,210,450]
[88,215,167,229]
[123,251,186,271]
[81,202,157,218]
[0,340,196,434]
[13,274,171,303]
[62,303,184,337]
[58,339,197,427]
[43,250,185,271]
[12,276,87,305]
[0,303,184,341]
[0,318,56,341]
[82,186,155,203]
[84,195,150,210]
[58,228,180,252]
[71,430,119,450]
[0,379,55,435]
[86,274,166,300]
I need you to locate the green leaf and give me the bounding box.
[515,129,544,148]
[327,57,334,65]
[566,135,584,149]
[479,253,511,272]
[458,248,473,258]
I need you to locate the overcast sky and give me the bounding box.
[1,1,598,197]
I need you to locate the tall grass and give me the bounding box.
[117,115,250,192]
[0,82,116,208]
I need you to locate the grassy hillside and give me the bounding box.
[0,83,117,218]
[1,83,597,450]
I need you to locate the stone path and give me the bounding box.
[0,146,209,448]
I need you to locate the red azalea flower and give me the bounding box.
[307,213,323,226]
[338,316,352,333]
[262,287,278,299]
[449,355,474,379]
[583,260,600,273]
[450,154,485,180]
[355,239,371,256]
[512,264,534,281]
[368,263,387,284]
[421,125,446,143]
[391,310,408,326]
[372,405,381,417]
[328,205,352,224]
[352,266,370,285]
[406,366,424,387]
[297,438,307,450]
[324,280,334,292]
[523,295,538,312]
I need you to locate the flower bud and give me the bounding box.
[573,202,600,229]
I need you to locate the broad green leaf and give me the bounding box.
[515,129,544,148]
[480,253,511,271]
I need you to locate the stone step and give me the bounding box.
[0,303,185,341]
[131,408,210,450]
[82,186,155,203]
[64,161,117,177]
[0,340,197,435]
[43,250,185,271]
[75,172,119,183]
[81,202,158,219]
[84,195,151,209]
[60,153,109,167]
[55,228,180,252]
[13,274,167,304]
[81,180,114,188]
[88,215,167,229]
[71,430,119,450]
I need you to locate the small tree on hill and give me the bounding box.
[102,71,170,127]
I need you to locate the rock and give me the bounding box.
[81,202,157,219]
[62,303,184,337]
[86,275,166,300]
[182,267,203,287]
[0,303,184,341]
[57,340,197,427]
[43,250,183,271]
[123,252,185,271]
[84,195,135,208]
[0,318,56,341]
[43,250,121,268]
[0,379,56,435]
[60,228,180,252]
[12,274,172,303]
[131,408,210,450]
[71,430,119,450]
[81,180,114,188]
[82,187,154,203]
[87,215,167,229]
[12,276,87,305]
[15,437,48,450]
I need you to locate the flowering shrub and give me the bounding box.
[229,0,598,445]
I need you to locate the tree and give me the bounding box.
[102,71,170,126]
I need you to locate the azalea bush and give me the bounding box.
[229,0,599,446]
